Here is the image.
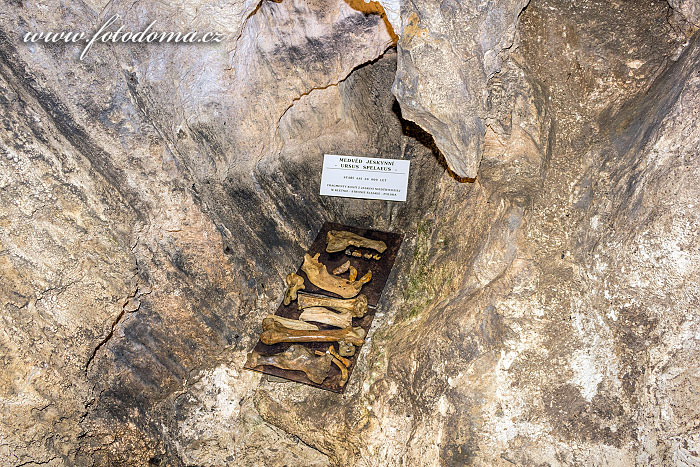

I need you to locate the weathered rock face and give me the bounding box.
[1,0,699,466]
[392,0,530,179]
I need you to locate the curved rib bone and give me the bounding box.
[299,307,352,328]
[246,345,331,384]
[297,293,368,318]
[283,273,305,306]
[326,230,387,253]
[316,346,350,387]
[260,319,366,346]
[301,253,370,298]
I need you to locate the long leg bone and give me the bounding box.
[264,315,319,331]
[260,319,366,346]
[299,307,352,328]
[297,293,368,318]
[246,345,331,384]
[283,273,305,306]
[326,230,387,254]
[301,253,370,298]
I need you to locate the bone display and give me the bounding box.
[246,345,331,384]
[244,223,403,392]
[332,260,351,275]
[299,307,352,328]
[264,315,319,331]
[260,320,366,346]
[337,340,356,357]
[301,253,371,298]
[297,293,368,318]
[326,230,387,253]
[283,272,305,306]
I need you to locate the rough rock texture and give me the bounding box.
[1,0,699,466]
[392,0,530,179]
[669,0,700,27]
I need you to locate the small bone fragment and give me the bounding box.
[316,346,350,387]
[246,345,331,384]
[299,307,352,328]
[363,252,373,259]
[332,260,351,275]
[264,315,319,331]
[327,345,352,368]
[260,320,366,346]
[283,273,305,306]
[301,253,370,298]
[326,230,387,254]
[348,266,357,282]
[297,293,368,317]
[337,340,356,357]
[373,254,381,260]
[351,250,362,257]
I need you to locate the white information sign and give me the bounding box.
[319,154,410,202]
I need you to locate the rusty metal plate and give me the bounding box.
[244,222,403,393]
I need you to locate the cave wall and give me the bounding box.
[1,0,699,465]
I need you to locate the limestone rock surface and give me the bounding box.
[1,0,699,465]
[392,0,530,179]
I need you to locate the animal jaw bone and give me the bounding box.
[326,230,387,254]
[246,345,331,384]
[299,307,352,328]
[297,293,368,318]
[264,315,318,331]
[283,273,305,306]
[301,253,370,298]
[260,319,366,346]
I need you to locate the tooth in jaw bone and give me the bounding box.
[297,293,368,318]
[246,345,331,384]
[326,230,387,253]
[301,253,370,298]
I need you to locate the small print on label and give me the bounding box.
[319,154,410,202]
